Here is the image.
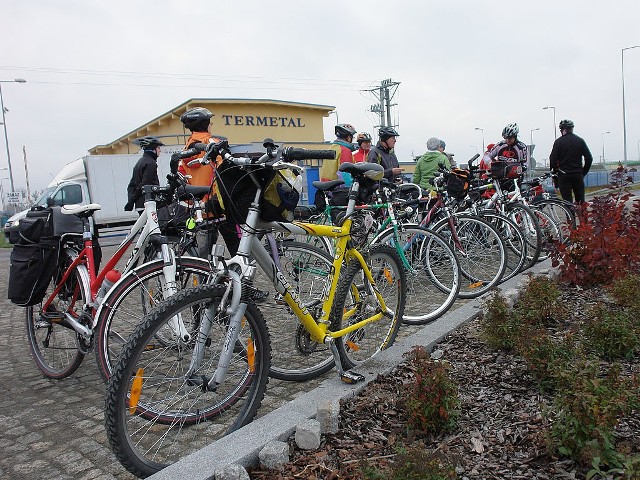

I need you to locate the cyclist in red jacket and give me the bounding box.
[353,132,372,163]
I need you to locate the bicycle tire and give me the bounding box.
[530,198,575,243]
[94,256,214,382]
[432,214,507,299]
[254,241,336,381]
[504,203,542,270]
[105,284,270,478]
[26,248,87,379]
[330,244,405,370]
[475,211,528,282]
[530,208,561,261]
[374,225,460,324]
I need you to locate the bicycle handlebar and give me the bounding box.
[282,147,336,161]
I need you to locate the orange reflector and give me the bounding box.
[247,338,255,373]
[468,281,484,289]
[383,268,393,284]
[192,277,199,287]
[345,340,360,352]
[129,368,144,414]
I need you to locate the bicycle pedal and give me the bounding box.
[340,370,365,384]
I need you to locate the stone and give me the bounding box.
[316,399,340,434]
[258,440,289,471]
[295,419,321,450]
[213,463,250,480]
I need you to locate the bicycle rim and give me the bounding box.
[331,244,405,370]
[478,212,528,281]
[257,241,336,381]
[95,256,214,382]
[26,250,86,379]
[505,203,542,270]
[375,226,460,324]
[105,284,270,478]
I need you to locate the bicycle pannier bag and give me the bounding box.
[18,208,54,244]
[491,156,523,180]
[8,237,59,306]
[261,168,302,222]
[446,168,471,199]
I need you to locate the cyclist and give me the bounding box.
[439,139,457,167]
[320,123,357,181]
[125,136,163,212]
[367,126,403,182]
[413,137,451,192]
[488,123,529,166]
[549,119,593,203]
[353,132,372,163]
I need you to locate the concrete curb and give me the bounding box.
[150,260,551,480]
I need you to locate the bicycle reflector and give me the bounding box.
[129,368,144,414]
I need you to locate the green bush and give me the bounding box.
[480,291,522,351]
[582,305,639,361]
[514,276,567,327]
[402,346,460,435]
[362,446,457,480]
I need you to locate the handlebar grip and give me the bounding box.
[283,147,336,161]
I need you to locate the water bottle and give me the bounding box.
[96,269,121,305]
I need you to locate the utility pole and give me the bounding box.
[23,145,30,201]
[363,79,400,128]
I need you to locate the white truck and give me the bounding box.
[5,153,174,246]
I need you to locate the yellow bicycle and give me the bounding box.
[104,140,407,477]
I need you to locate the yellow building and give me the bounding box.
[89,98,335,155]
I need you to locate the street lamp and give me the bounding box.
[602,131,611,164]
[543,106,557,139]
[474,127,484,151]
[0,78,26,193]
[622,46,640,167]
[328,109,339,125]
[530,127,540,146]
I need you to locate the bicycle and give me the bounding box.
[25,178,214,380]
[104,142,407,477]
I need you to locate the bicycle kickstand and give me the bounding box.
[328,339,365,384]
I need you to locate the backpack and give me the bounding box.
[446,168,471,199]
[261,168,302,222]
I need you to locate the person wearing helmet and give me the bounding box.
[549,119,593,203]
[479,143,496,171]
[367,126,403,181]
[125,136,164,212]
[413,137,451,192]
[320,123,357,182]
[353,132,372,163]
[438,139,457,168]
[488,123,529,166]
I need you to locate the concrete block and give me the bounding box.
[548,267,561,282]
[316,399,340,434]
[258,440,289,471]
[213,464,249,480]
[501,288,519,308]
[295,419,321,450]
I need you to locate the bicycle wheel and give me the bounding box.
[255,241,336,381]
[330,244,405,370]
[374,225,460,324]
[94,256,214,382]
[530,198,575,244]
[26,248,87,379]
[531,208,561,261]
[504,203,542,271]
[105,284,270,478]
[476,211,528,282]
[432,214,507,299]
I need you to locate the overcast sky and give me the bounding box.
[1,0,639,193]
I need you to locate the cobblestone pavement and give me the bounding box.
[0,245,460,479]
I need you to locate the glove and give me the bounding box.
[124,201,134,211]
[170,152,180,174]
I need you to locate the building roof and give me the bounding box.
[89,98,336,154]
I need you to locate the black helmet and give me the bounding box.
[335,123,357,139]
[379,126,400,141]
[180,107,213,131]
[559,119,574,130]
[356,132,372,145]
[132,136,164,150]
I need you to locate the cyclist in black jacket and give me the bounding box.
[549,119,593,203]
[125,136,163,212]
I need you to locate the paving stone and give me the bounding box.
[213,463,250,480]
[295,419,321,450]
[316,398,340,434]
[258,440,290,471]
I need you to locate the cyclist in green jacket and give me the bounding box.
[413,137,451,192]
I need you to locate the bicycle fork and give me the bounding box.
[158,245,191,343]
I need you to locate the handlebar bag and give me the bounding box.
[261,168,301,222]
[491,157,523,180]
[8,237,59,306]
[446,168,471,199]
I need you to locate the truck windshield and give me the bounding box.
[34,187,57,206]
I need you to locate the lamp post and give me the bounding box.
[602,131,610,164]
[474,127,484,151]
[622,46,640,167]
[0,78,26,193]
[530,127,540,147]
[328,109,339,125]
[543,106,557,139]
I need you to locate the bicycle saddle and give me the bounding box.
[339,162,384,180]
[175,184,211,201]
[312,179,344,191]
[61,203,102,218]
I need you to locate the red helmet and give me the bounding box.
[486,143,495,151]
